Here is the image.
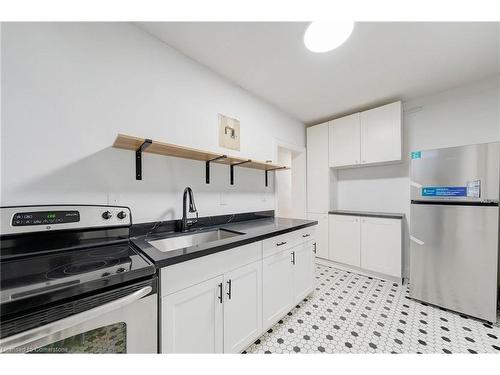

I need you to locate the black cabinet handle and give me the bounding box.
[226,279,232,300]
[218,282,223,303]
[302,234,310,238]
[291,251,296,264]
[276,241,287,246]
[313,242,317,254]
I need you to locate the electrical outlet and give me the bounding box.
[218,114,240,151]
[220,192,228,206]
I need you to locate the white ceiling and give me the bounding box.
[137,22,500,124]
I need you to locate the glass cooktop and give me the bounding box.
[0,242,154,311]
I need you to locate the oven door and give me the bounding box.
[0,280,157,354]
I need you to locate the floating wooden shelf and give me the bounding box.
[112,134,289,185]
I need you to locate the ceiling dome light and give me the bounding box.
[304,21,354,53]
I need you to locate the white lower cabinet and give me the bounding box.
[262,242,315,331]
[328,213,402,280]
[292,241,315,302]
[162,275,223,353]
[161,228,316,353]
[329,214,361,267]
[360,217,402,278]
[223,261,262,353]
[306,212,329,259]
[262,249,294,330]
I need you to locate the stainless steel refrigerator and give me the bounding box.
[410,142,499,322]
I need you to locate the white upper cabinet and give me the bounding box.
[329,113,361,167]
[307,122,330,213]
[328,101,402,168]
[360,101,402,165]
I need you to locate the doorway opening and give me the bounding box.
[274,142,306,219]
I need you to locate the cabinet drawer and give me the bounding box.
[263,227,315,258]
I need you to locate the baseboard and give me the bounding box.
[315,257,404,284]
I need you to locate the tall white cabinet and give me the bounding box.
[306,100,404,281]
[306,122,331,261]
[306,122,330,213]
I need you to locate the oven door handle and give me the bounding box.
[0,286,152,352]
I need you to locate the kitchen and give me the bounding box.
[1,4,500,371]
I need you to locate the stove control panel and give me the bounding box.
[1,205,132,235]
[12,210,80,226]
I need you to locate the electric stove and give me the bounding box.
[0,205,157,351]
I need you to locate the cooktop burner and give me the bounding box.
[46,259,117,279]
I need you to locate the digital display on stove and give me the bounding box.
[12,211,80,226]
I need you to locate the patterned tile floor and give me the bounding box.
[245,263,500,354]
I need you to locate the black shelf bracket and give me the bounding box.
[265,167,287,187]
[230,160,251,185]
[205,155,227,184]
[135,139,152,180]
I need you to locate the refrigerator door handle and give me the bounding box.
[410,235,425,246]
[410,181,422,189]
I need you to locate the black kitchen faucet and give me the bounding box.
[181,186,198,232]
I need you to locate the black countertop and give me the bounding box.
[132,215,317,268]
[329,210,405,219]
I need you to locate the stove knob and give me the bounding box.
[117,211,127,220]
[102,211,112,220]
[102,272,111,277]
[116,267,126,273]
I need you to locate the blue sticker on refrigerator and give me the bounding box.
[421,186,467,197]
[411,151,422,159]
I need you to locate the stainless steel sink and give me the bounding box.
[147,229,244,253]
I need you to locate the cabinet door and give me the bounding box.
[360,217,402,278]
[329,113,361,167]
[162,275,223,353]
[360,101,402,164]
[223,261,263,353]
[307,122,330,213]
[262,250,294,331]
[307,213,329,259]
[292,242,315,302]
[329,214,361,267]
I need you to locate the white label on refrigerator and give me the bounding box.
[466,180,481,198]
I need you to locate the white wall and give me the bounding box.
[335,76,500,277]
[0,22,306,223]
